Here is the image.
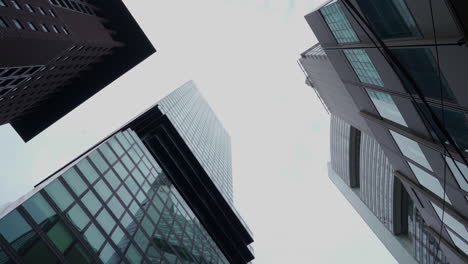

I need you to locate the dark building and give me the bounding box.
[0,81,254,263]
[300,0,468,263]
[0,0,155,141]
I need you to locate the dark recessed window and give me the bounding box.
[49,9,56,17]
[50,0,58,5]
[10,0,20,9]
[1,79,14,87]
[62,26,69,35]
[0,0,6,7]
[38,7,46,15]
[15,67,28,75]
[25,3,34,13]
[27,22,37,31]
[40,24,48,32]
[52,25,59,33]
[0,17,7,28]
[2,68,17,77]
[12,19,23,29]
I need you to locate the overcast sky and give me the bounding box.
[0,0,398,263]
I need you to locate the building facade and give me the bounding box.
[0,81,254,263]
[300,0,468,262]
[0,0,155,141]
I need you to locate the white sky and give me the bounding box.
[0,0,397,263]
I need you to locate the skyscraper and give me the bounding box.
[0,0,155,141]
[300,0,468,263]
[0,81,254,263]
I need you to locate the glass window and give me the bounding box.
[89,151,109,173]
[432,203,468,243]
[109,137,124,157]
[25,3,34,12]
[108,196,125,219]
[99,243,117,264]
[67,204,89,231]
[96,209,116,235]
[0,210,32,243]
[430,106,468,152]
[113,162,128,179]
[23,193,56,225]
[120,213,135,232]
[391,48,455,103]
[132,169,145,185]
[38,7,46,15]
[320,1,359,43]
[100,143,118,164]
[49,9,56,17]
[65,243,92,264]
[95,180,112,201]
[356,0,419,39]
[83,224,105,252]
[344,49,384,87]
[117,186,132,206]
[12,19,23,29]
[138,161,150,177]
[141,216,155,237]
[77,159,99,184]
[11,0,20,9]
[125,176,138,195]
[122,155,135,171]
[134,229,150,252]
[117,132,131,150]
[366,89,407,126]
[46,221,74,253]
[52,25,58,33]
[408,162,451,204]
[45,180,74,211]
[129,201,140,216]
[62,168,87,196]
[125,245,143,264]
[104,170,120,190]
[110,226,126,248]
[128,148,140,163]
[445,157,468,193]
[27,22,36,31]
[81,191,102,216]
[0,0,5,7]
[390,130,432,170]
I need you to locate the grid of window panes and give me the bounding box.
[366,89,407,127]
[320,1,359,43]
[304,44,326,57]
[330,115,351,185]
[0,128,229,264]
[344,49,384,87]
[157,81,233,205]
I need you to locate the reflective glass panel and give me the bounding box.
[89,151,109,173]
[66,204,89,231]
[100,143,118,164]
[367,89,407,126]
[44,180,74,211]
[344,49,384,87]
[430,106,468,152]
[83,224,105,252]
[46,221,74,253]
[77,159,99,184]
[95,180,112,201]
[96,209,116,235]
[432,203,468,242]
[99,243,118,264]
[62,168,87,196]
[320,1,359,43]
[445,157,468,193]
[104,170,120,190]
[23,193,56,225]
[390,130,432,170]
[408,162,451,204]
[108,137,124,157]
[447,229,468,255]
[125,245,142,264]
[81,191,102,216]
[108,196,125,219]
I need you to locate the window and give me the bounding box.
[356,0,419,39]
[94,180,111,201]
[83,224,105,252]
[100,243,117,263]
[23,193,56,225]
[96,209,115,234]
[110,226,125,247]
[366,89,407,126]
[52,25,59,33]
[49,9,56,17]
[125,245,143,264]
[12,19,23,29]
[432,203,468,254]
[429,106,468,152]
[117,185,132,205]
[63,168,87,196]
[81,191,101,216]
[77,158,99,184]
[408,162,451,204]
[109,137,125,156]
[66,204,89,231]
[390,130,432,170]
[445,157,468,194]
[0,18,7,28]
[62,26,69,35]
[46,221,74,253]
[320,1,359,43]
[27,22,37,31]
[40,24,48,32]
[0,0,5,7]
[100,143,118,164]
[10,0,20,9]
[45,180,74,210]
[108,196,124,219]
[104,170,120,190]
[89,151,109,173]
[391,48,455,103]
[344,49,384,87]
[38,7,46,15]
[25,3,34,13]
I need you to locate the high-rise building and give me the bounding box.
[0,81,254,263]
[300,0,468,263]
[0,0,155,141]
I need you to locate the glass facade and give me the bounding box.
[366,89,407,127]
[432,203,468,256]
[445,157,468,195]
[0,129,229,264]
[391,48,456,103]
[408,162,451,204]
[320,1,359,44]
[344,49,384,87]
[356,0,420,39]
[330,115,351,185]
[430,105,468,152]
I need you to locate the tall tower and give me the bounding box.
[0,81,254,263]
[0,0,155,141]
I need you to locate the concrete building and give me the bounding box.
[300,0,468,262]
[0,81,254,263]
[0,0,155,141]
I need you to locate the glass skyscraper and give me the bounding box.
[0,81,254,264]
